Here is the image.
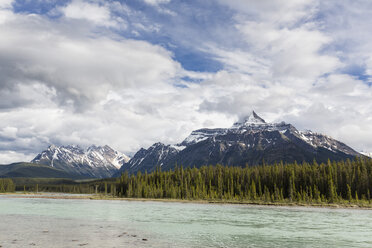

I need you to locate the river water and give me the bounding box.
[0,194,371,247]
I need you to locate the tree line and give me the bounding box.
[5,157,372,205]
[15,180,117,195]
[116,157,372,204]
[0,178,15,192]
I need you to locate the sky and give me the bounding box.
[1,0,372,163]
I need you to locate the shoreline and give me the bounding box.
[1,192,372,210]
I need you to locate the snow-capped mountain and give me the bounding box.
[115,142,178,177]
[119,143,179,174]
[32,144,129,178]
[116,111,361,175]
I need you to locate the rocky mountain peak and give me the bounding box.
[47,144,57,150]
[32,144,129,178]
[87,144,110,153]
[150,142,165,148]
[232,111,266,128]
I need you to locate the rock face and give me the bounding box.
[120,143,179,175]
[32,145,129,178]
[116,111,360,175]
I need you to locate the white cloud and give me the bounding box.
[61,0,126,28]
[0,0,13,9]
[0,0,15,24]
[217,0,316,25]
[142,0,175,16]
[237,23,340,81]
[0,9,181,110]
[367,56,372,80]
[317,1,372,81]
[212,0,340,88]
[0,151,34,164]
[143,0,171,6]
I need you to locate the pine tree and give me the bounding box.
[347,184,352,202]
[250,180,256,200]
[328,175,335,203]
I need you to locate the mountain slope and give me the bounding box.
[32,145,129,178]
[116,111,360,175]
[0,162,75,178]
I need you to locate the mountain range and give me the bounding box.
[31,145,129,178]
[0,111,363,179]
[115,111,360,175]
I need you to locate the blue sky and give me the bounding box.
[1,0,372,162]
[9,0,372,79]
[11,0,244,73]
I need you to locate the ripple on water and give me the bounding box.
[1,195,372,248]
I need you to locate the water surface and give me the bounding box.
[1,194,371,247]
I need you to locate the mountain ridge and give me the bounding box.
[31,144,129,178]
[115,111,360,175]
[0,162,76,178]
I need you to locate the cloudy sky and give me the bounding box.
[1,0,372,163]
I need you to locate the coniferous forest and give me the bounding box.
[5,157,372,206]
[116,157,372,205]
[0,178,16,192]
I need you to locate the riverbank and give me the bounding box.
[2,192,372,210]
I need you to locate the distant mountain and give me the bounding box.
[0,162,75,178]
[32,145,129,178]
[115,111,360,175]
[120,143,179,174]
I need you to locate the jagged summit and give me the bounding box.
[232,111,266,128]
[32,144,129,178]
[180,111,269,147]
[48,144,57,149]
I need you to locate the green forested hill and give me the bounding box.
[0,162,76,178]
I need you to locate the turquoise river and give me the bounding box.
[0,194,371,247]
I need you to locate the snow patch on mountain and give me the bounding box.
[181,128,227,146]
[361,151,372,158]
[115,110,361,175]
[232,110,266,127]
[177,111,359,157]
[32,144,129,178]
